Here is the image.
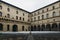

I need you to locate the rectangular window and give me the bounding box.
[59,11,60,16]
[42,15,44,19]
[16,16,18,20]
[38,16,40,20]
[46,14,49,18]
[52,6,55,10]
[31,18,33,22]
[7,8,10,12]
[0,12,2,16]
[31,14,33,16]
[59,3,60,7]
[42,10,44,13]
[38,11,40,14]
[16,11,18,14]
[7,14,10,18]
[53,11,56,17]
[0,5,2,9]
[23,13,25,16]
[34,17,36,21]
[23,18,24,21]
[28,19,29,22]
[34,13,36,16]
[19,17,21,20]
[47,8,48,11]
[22,26,24,31]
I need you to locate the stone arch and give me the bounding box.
[22,26,24,31]
[59,23,60,31]
[52,23,57,31]
[46,24,51,31]
[31,26,33,31]
[41,24,45,31]
[34,25,36,31]
[0,23,3,31]
[28,26,30,31]
[12,25,18,32]
[37,25,40,31]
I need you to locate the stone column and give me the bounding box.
[50,23,52,31]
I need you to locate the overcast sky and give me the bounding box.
[2,0,58,12]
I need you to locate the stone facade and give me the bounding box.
[0,0,60,32]
[0,1,31,32]
[30,1,60,31]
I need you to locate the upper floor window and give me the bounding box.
[42,15,44,19]
[42,10,44,13]
[19,17,21,20]
[59,3,60,7]
[5,15,6,18]
[34,13,36,16]
[47,8,48,11]
[53,11,56,17]
[7,8,10,12]
[16,16,18,20]
[38,11,40,14]
[28,15,30,17]
[28,19,30,22]
[0,5,2,9]
[38,16,40,20]
[16,11,18,14]
[23,18,24,21]
[52,6,55,10]
[7,14,10,18]
[34,17,36,21]
[31,14,33,16]
[23,13,25,16]
[31,18,33,22]
[0,12,2,16]
[59,10,60,16]
[46,14,49,18]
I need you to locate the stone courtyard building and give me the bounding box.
[0,0,60,40]
[0,0,60,32]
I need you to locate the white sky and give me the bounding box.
[2,0,58,12]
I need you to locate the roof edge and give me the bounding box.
[31,0,60,13]
[0,0,31,13]
[0,0,60,13]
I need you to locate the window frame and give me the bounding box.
[0,5,2,9]
[0,12,2,17]
[16,16,18,20]
[7,8,10,12]
[46,14,49,19]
